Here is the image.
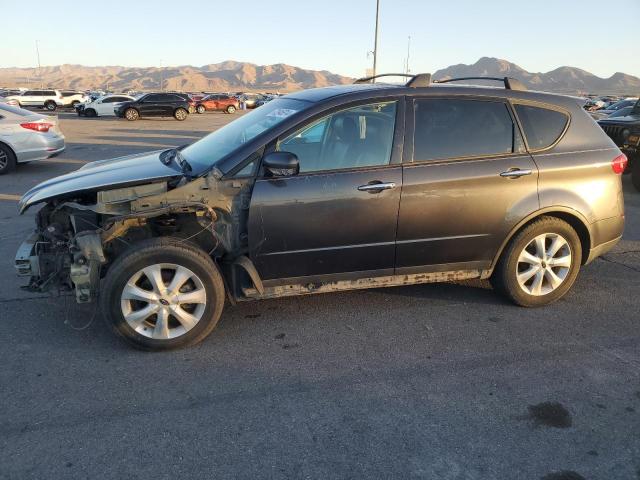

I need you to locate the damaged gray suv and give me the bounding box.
[15,74,626,350]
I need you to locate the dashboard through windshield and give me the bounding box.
[181,98,309,174]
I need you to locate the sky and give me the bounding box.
[1,0,639,78]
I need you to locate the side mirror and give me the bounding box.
[263,151,299,177]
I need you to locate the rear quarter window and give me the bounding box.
[514,104,569,151]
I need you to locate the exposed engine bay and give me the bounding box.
[15,171,254,303]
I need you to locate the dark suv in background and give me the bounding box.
[114,92,191,121]
[15,74,626,350]
[598,98,640,190]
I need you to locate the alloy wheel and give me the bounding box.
[516,233,572,296]
[0,150,7,170]
[120,263,207,340]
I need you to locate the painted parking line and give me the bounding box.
[0,194,21,201]
[34,158,87,165]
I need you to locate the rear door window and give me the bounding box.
[513,104,569,150]
[413,98,516,161]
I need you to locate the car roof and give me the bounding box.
[285,82,583,110]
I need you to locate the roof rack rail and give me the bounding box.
[433,76,527,91]
[353,73,433,88]
[353,73,414,84]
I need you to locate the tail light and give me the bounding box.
[612,153,628,174]
[20,122,53,132]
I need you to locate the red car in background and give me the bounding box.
[195,94,239,114]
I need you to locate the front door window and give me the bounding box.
[279,101,397,173]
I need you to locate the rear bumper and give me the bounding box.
[585,215,625,264]
[15,135,66,163]
[586,235,621,264]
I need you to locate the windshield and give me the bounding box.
[181,98,308,173]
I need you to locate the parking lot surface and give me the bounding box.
[1,110,639,479]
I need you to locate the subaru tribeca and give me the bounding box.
[15,74,625,350]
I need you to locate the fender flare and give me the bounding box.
[490,206,593,270]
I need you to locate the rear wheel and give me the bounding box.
[0,143,17,175]
[226,105,236,114]
[71,100,80,107]
[196,105,206,114]
[101,238,226,350]
[124,108,139,121]
[174,108,188,121]
[44,101,57,111]
[491,217,581,307]
[85,108,97,117]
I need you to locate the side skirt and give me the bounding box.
[240,268,489,301]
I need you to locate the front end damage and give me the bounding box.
[15,171,252,304]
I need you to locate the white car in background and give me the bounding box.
[59,91,90,108]
[76,94,136,117]
[5,89,64,111]
[0,104,65,174]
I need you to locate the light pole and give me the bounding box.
[372,0,380,82]
[405,35,411,75]
[159,60,164,92]
[35,40,42,87]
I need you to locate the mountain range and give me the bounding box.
[0,57,638,95]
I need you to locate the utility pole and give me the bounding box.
[372,0,380,82]
[159,60,164,92]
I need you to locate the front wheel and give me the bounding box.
[196,105,206,114]
[226,105,236,114]
[124,108,139,121]
[491,217,581,307]
[44,101,57,111]
[174,108,188,121]
[101,238,226,350]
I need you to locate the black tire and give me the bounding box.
[85,108,97,117]
[632,158,640,192]
[124,108,139,121]
[196,105,206,114]
[491,216,582,307]
[44,101,57,111]
[100,237,226,351]
[0,143,17,175]
[226,105,236,114]
[71,100,80,107]
[174,108,188,121]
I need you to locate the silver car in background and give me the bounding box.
[0,104,65,174]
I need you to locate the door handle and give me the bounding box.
[500,169,532,178]
[357,182,396,192]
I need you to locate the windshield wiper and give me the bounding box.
[160,147,193,178]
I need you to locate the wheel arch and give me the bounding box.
[491,207,592,270]
[0,140,18,161]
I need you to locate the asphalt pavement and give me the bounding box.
[0,109,639,480]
